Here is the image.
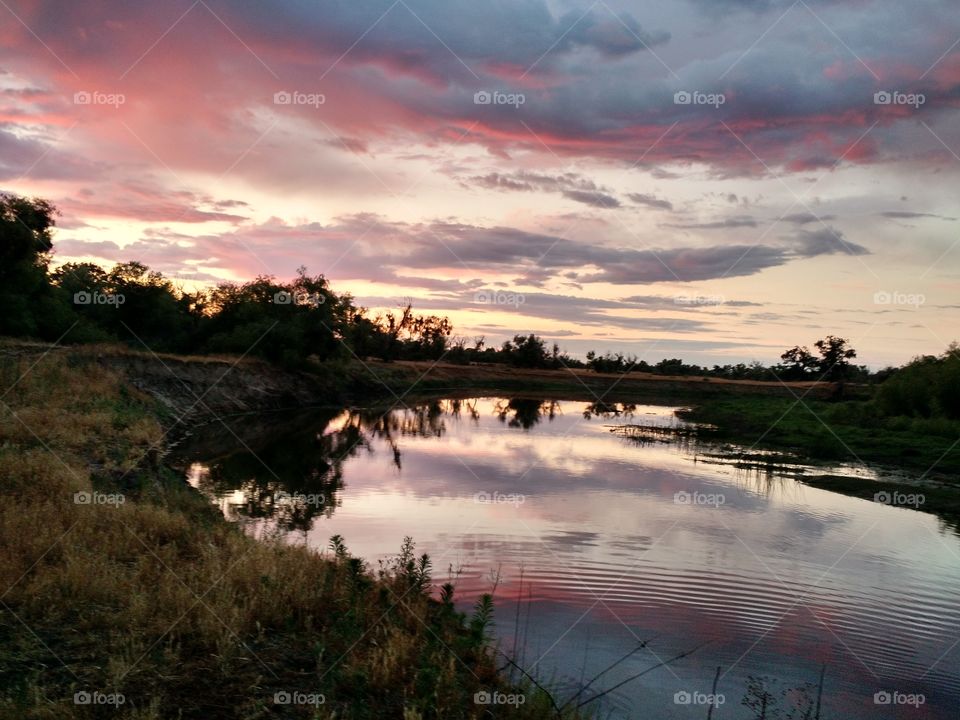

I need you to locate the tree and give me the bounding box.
[403,314,452,360]
[778,336,858,398]
[876,343,960,419]
[0,195,78,339]
[203,271,339,365]
[779,337,857,385]
[501,334,549,368]
[0,194,55,270]
[376,303,414,362]
[779,345,817,380]
[813,335,857,381]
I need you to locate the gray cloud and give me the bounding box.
[668,216,758,230]
[627,193,674,210]
[880,211,955,221]
[561,189,621,208]
[791,227,869,257]
[782,212,836,225]
[356,291,711,333]
[0,125,108,182]
[62,213,870,292]
[469,170,621,208]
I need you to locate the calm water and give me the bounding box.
[178,397,960,719]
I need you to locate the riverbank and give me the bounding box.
[0,346,580,719]
[3,337,957,543]
[677,395,960,531]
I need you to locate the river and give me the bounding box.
[176,397,960,719]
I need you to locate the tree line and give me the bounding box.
[1,194,453,366]
[2,192,957,418]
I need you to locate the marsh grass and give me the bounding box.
[0,353,582,719]
[683,396,960,476]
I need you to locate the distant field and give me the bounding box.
[376,359,851,400]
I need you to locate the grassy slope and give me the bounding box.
[0,351,580,719]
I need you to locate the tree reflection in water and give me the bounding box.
[581,401,638,420]
[493,398,561,429]
[183,398,678,531]
[184,398,490,530]
[187,409,363,532]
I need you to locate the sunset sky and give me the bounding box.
[2,0,958,367]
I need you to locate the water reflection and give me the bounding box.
[494,398,562,429]
[182,408,357,530]
[582,400,638,419]
[175,397,960,719]
[176,397,958,537]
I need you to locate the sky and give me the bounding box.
[1,0,958,368]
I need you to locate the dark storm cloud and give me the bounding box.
[559,8,671,58]
[217,0,669,81]
[6,0,960,186]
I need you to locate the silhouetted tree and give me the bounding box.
[0,194,76,339]
[779,345,817,380]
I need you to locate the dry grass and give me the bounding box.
[0,353,581,719]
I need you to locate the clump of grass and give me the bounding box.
[0,353,583,719]
[684,395,960,475]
